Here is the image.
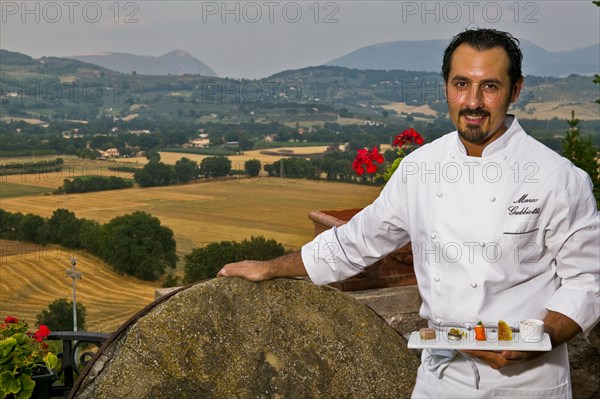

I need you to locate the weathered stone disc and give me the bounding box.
[71,278,418,399]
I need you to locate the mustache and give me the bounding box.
[459,109,490,118]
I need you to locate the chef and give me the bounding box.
[218,29,599,398]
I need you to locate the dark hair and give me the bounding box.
[442,29,523,87]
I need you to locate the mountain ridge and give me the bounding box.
[67,50,218,77]
[326,39,600,77]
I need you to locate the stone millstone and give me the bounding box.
[72,278,419,399]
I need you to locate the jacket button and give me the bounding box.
[479,241,485,247]
[502,155,508,161]
[471,282,478,288]
[430,232,438,239]
[489,195,496,202]
[434,275,441,282]
[449,152,455,158]
[436,191,443,197]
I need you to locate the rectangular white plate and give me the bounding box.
[407,331,551,351]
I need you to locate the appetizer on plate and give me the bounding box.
[498,320,513,341]
[447,328,463,341]
[474,321,487,341]
[419,327,436,340]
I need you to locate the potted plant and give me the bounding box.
[309,128,425,291]
[0,316,58,399]
[352,127,424,182]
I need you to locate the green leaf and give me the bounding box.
[0,370,21,395]
[44,352,58,370]
[16,373,35,399]
[0,337,17,359]
[11,333,30,346]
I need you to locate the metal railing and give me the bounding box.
[47,331,110,398]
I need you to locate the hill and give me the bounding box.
[68,50,218,77]
[1,49,598,125]
[326,39,600,77]
[0,240,157,333]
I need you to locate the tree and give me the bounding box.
[98,211,178,281]
[595,1,600,103]
[134,161,176,187]
[562,110,600,208]
[19,214,48,244]
[266,158,318,179]
[200,156,231,178]
[144,150,161,163]
[79,219,102,256]
[48,209,83,248]
[0,210,23,240]
[174,157,199,183]
[244,159,261,177]
[36,298,86,331]
[238,133,253,151]
[184,236,285,283]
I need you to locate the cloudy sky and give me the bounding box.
[1,0,599,78]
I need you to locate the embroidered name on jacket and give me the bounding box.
[508,194,542,215]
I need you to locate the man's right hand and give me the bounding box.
[217,260,273,281]
[217,251,307,282]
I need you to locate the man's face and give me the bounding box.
[445,43,523,146]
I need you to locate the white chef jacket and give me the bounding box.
[301,116,600,398]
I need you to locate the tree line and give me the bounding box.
[0,208,177,281]
[60,175,133,194]
[0,208,290,284]
[0,158,63,176]
[132,153,263,187]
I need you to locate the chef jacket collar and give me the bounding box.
[454,114,522,158]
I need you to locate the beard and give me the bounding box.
[457,108,491,144]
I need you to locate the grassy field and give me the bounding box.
[0,240,158,333]
[0,149,379,253]
[0,150,380,333]
[0,146,335,192]
[0,182,54,198]
[0,178,379,254]
[121,146,333,169]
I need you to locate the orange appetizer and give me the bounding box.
[474,321,487,341]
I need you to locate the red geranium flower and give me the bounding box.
[393,128,424,147]
[352,147,384,176]
[33,325,51,342]
[4,316,18,324]
[352,127,425,183]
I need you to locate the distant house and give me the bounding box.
[128,129,151,135]
[98,148,120,158]
[190,137,210,148]
[62,129,83,139]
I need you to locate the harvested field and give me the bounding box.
[0,240,157,333]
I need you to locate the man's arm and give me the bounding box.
[463,310,582,369]
[217,251,307,281]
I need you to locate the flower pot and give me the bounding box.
[308,208,416,291]
[31,366,56,399]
